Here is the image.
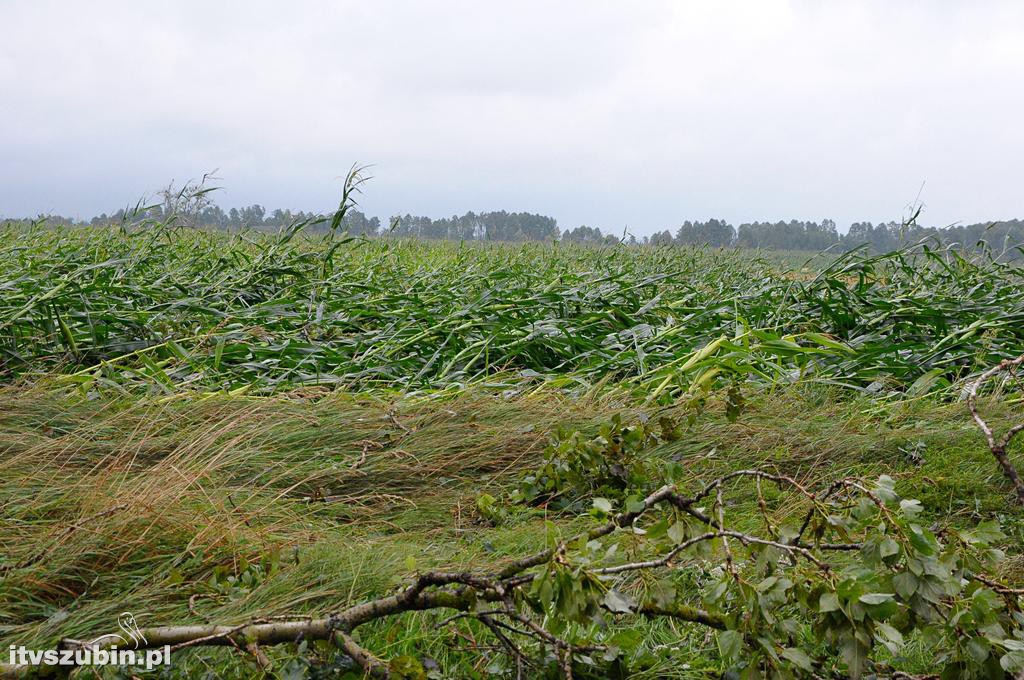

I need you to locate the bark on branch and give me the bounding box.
[968,353,1024,504]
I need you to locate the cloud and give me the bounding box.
[1,0,1023,232]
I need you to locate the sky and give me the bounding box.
[2,1,1024,236]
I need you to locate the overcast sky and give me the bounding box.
[2,1,1023,235]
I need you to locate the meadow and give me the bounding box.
[1,221,1024,679]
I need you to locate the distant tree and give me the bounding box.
[735,219,840,250]
[562,225,611,244]
[648,230,674,246]
[674,218,735,247]
[387,211,558,242]
[237,205,266,227]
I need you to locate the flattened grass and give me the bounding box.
[1,384,1021,676]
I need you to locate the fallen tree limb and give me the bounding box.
[0,475,837,678]
[3,468,1021,678]
[968,353,1024,504]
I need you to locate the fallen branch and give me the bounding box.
[968,353,1024,504]
[0,477,801,678]
[2,471,1018,678]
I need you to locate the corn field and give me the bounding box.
[1,222,1023,398]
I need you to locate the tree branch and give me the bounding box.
[968,354,1024,504]
[0,469,999,678]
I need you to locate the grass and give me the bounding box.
[1,383,1021,677]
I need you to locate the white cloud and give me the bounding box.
[1,0,1023,232]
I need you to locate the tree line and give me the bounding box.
[6,202,1024,253]
[648,217,1024,252]
[387,211,558,241]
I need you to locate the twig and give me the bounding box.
[244,641,271,671]
[335,631,388,678]
[971,573,1024,596]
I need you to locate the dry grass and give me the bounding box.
[1,382,1021,676]
[0,384,625,645]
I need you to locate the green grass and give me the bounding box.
[2,384,1021,677]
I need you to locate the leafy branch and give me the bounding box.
[3,465,1021,678]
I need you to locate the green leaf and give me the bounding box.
[592,497,613,514]
[1001,649,1024,673]
[878,537,900,558]
[780,647,814,671]
[819,592,841,613]
[602,588,636,614]
[625,497,646,514]
[907,524,938,556]
[717,629,743,663]
[907,367,947,396]
[840,633,868,678]
[389,654,426,680]
[858,593,894,605]
[899,499,923,518]
[893,572,917,599]
[645,518,669,539]
[874,475,898,504]
[964,519,1003,545]
[965,637,989,663]
[875,622,904,649]
[606,629,643,654]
